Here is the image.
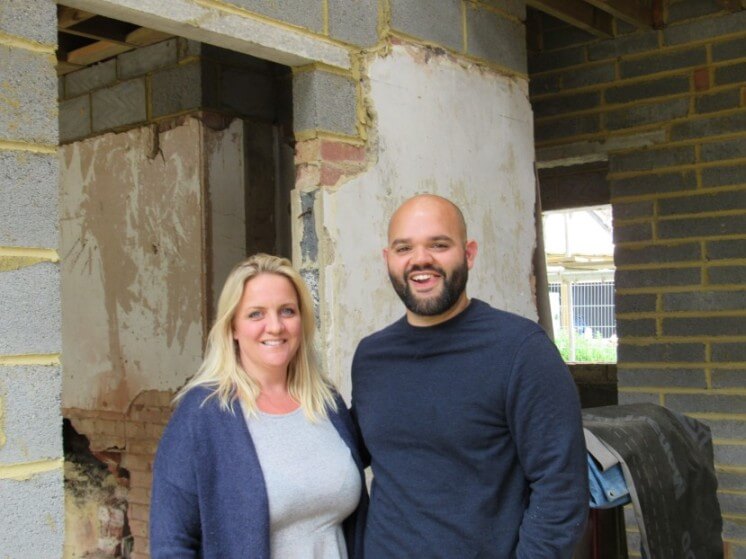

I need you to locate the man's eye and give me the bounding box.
[395,246,411,253]
[432,243,448,249]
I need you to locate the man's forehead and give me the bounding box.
[388,196,466,240]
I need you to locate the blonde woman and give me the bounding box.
[150,254,367,559]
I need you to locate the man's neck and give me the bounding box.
[406,294,471,327]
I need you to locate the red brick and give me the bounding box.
[130,470,154,489]
[296,163,320,188]
[320,140,366,163]
[129,406,171,424]
[130,519,148,538]
[320,164,344,186]
[133,535,150,554]
[294,139,320,164]
[129,503,150,523]
[694,67,710,91]
[128,439,160,454]
[122,453,152,473]
[131,551,149,559]
[128,486,151,505]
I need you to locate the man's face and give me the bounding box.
[384,198,476,320]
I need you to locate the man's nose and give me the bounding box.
[411,246,434,265]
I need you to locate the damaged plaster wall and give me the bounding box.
[60,116,245,412]
[318,44,537,397]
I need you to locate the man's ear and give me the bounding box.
[382,247,389,262]
[465,240,478,270]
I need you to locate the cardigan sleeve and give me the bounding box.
[150,398,202,558]
[506,331,589,559]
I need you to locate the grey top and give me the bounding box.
[243,405,361,559]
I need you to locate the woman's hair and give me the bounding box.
[175,253,337,420]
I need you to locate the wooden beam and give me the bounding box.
[527,0,613,38]
[57,5,96,29]
[65,40,133,66]
[56,60,86,76]
[126,27,173,47]
[717,0,746,11]
[584,0,653,29]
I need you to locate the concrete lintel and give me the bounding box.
[535,130,666,169]
[62,0,352,70]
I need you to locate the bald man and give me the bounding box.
[351,194,588,558]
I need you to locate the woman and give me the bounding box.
[150,254,367,558]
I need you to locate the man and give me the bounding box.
[351,194,588,558]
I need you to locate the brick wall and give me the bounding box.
[530,2,746,556]
[0,0,65,556]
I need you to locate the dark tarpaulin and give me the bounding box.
[582,403,723,559]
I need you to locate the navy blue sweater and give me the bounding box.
[351,299,588,558]
[150,387,368,558]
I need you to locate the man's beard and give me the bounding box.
[388,258,468,316]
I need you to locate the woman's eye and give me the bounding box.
[248,311,262,319]
[280,307,296,317]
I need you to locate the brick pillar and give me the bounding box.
[0,0,64,556]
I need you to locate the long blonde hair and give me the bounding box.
[175,253,337,420]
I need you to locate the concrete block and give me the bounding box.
[707,239,746,260]
[0,366,61,462]
[219,66,275,119]
[542,26,595,51]
[466,5,526,73]
[615,267,700,289]
[702,164,746,189]
[59,95,91,143]
[178,38,202,60]
[659,189,746,216]
[588,30,659,61]
[604,98,689,131]
[0,0,57,45]
[712,369,746,389]
[617,391,661,406]
[532,91,599,119]
[614,242,700,266]
[659,214,746,239]
[477,0,525,19]
[701,418,746,440]
[663,290,746,312]
[65,59,117,98]
[702,138,746,163]
[664,10,746,46]
[712,342,746,362]
[620,47,707,79]
[613,222,652,243]
[534,114,599,142]
[716,61,746,86]
[719,471,746,492]
[0,48,57,145]
[529,73,560,96]
[663,316,744,336]
[611,170,696,197]
[613,200,654,220]
[328,0,378,47]
[614,293,656,314]
[723,517,746,541]
[390,0,462,52]
[0,261,60,354]
[617,344,705,366]
[667,0,724,23]
[0,150,58,247]
[561,62,616,89]
[118,38,178,80]
[605,75,690,105]
[616,318,656,337]
[714,444,746,468]
[667,393,746,415]
[0,470,63,557]
[709,265,746,285]
[150,62,202,118]
[529,47,584,74]
[293,71,357,135]
[609,145,695,173]
[713,36,746,62]
[671,111,746,141]
[617,368,707,389]
[696,88,741,114]
[222,0,324,33]
[91,79,146,132]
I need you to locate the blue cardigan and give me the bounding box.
[150,387,368,558]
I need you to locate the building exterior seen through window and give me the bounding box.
[543,205,616,363]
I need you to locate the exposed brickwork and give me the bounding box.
[295,138,369,188]
[531,4,746,556]
[66,390,174,558]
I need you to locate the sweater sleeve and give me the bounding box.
[150,400,201,558]
[506,331,589,559]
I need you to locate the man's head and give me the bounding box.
[384,194,477,327]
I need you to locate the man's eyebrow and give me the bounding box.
[390,235,455,246]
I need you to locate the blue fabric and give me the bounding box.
[352,299,589,559]
[150,387,368,559]
[587,455,630,509]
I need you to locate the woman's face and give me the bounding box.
[232,273,302,379]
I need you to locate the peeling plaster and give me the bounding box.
[60,118,207,411]
[314,44,537,399]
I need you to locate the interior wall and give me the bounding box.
[313,42,537,397]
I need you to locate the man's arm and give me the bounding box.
[506,330,589,559]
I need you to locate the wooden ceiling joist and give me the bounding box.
[527,0,614,38]
[57,5,96,29]
[583,0,653,29]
